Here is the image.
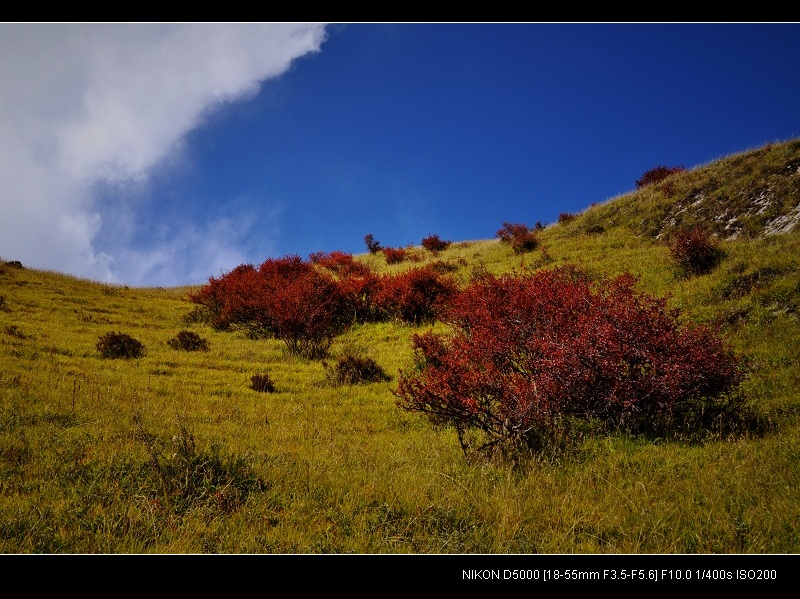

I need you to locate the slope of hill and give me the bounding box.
[0,138,799,555]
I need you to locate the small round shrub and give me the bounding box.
[669,225,724,276]
[250,373,276,393]
[167,330,210,352]
[381,247,407,264]
[421,234,451,253]
[558,212,576,224]
[496,222,540,254]
[97,331,145,359]
[327,355,391,386]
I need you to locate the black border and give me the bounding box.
[7,553,796,590]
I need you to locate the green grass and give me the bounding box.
[1,138,800,554]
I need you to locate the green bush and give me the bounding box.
[181,305,213,325]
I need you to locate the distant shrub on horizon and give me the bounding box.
[381,247,407,265]
[496,221,540,254]
[636,165,686,189]
[558,212,576,224]
[421,234,451,253]
[364,234,382,254]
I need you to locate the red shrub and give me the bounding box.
[496,222,540,254]
[309,250,372,277]
[188,255,350,357]
[268,269,349,358]
[668,225,724,276]
[374,266,459,325]
[187,263,272,332]
[257,254,313,283]
[395,266,744,457]
[335,271,382,323]
[421,234,451,253]
[635,165,686,189]
[381,247,408,265]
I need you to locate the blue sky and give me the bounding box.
[2,23,799,287]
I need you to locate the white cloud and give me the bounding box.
[0,22,328,285]
[108,200,284,288]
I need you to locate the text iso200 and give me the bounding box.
[736,570,777,580]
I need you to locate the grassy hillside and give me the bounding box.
[1,138,799,554]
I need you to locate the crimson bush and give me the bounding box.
[188,252,463,354]
[308,251,377,322]
[395,266,745,457]
[381,247,407,264]
[268,269,349,358]
[668,225,724,276]
[186,263,269,332]
[421,234,451,253]
[188,255,349,358]
[496,222,540,254]
[335,270,382,323]
[309,250,373,278]
[374,266,459,325]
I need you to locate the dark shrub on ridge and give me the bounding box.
[636,165,686,189]
[496,222,540,254]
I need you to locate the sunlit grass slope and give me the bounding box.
[1,138,799,554]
